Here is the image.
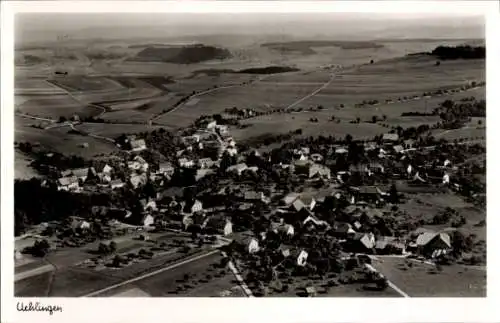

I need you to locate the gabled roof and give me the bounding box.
[292,199,306,212]
[416,232,438,246]
[130,139,146,149]
[72,167,93,178]
[58,176,78,186]
[382,133,399,141]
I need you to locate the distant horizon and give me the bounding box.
[15,13,484,45]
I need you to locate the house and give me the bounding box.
[375,237,405,255]
[310,153,324,163]
[308,164,331,180]
[226,163,248,175]
[382,133,399,143]
[332,222,356,237]
[143,214,155,229]
[279,245,291,258]
[195,169,214,181]
[282,193,301,206]
[198,158,217,169]
[94,163,113,176]
[443,173,450,184]
[303,215,329,229]
[393,145,404,154]
[183,200,203,214]
[72,167,96,182]
[71,218,91,231]
[296,250,308,266]
[353,186,386,202]
[206,120,217,129]
[404,139,415,149]
[178,158,194,168]
[215,124,228,134]
[297,194,316,211]
[110,179,125,189]
[368,162,385,174]
[243,237,260,254]
[128,156,149,172]
[226,147,238,156]
[279,224,295,236]
[204,215,233,236]
[182,135,200,145]
[335,147,348,155]
[57,176,79,191]
[244,191,266,202]
[415,232,451,257]
[97,172,112,184]
[345,232,376,252]
[130,139,147,152]
[130,174,147,188]
[304,286,316,297]
[157,162,175,176]
[140,199,158,212]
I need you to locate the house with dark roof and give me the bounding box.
[204,215,233,236]
[344,232,376,253]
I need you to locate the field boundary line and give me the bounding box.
[82,249,218,297]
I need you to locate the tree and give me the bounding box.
[389,184,399,204]
[371,115,378,123]
[370,59,374,64]
[29,239,51,257]
[98,242,110,255]
[58,116,67,123]
[478,119,482,126]
[112,255,122,267]
[109,241,117,253]
[345,134,353,144]
[435,61,441,66]
[356,117,361,124]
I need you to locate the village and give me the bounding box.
[14,109,486,297]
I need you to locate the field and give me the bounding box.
[231,113,388,141]
[15,151,41,179]
[74,122,170,138]
[371,257,486,297]
[15,118,119,158]
[96,251,245,297]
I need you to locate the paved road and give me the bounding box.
[83,249,219,297]
[221,251,253,297]
[15,263,55,283]
[363,263,410,298]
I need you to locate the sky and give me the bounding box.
[15,12,485,44]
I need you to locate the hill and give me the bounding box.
[262,40,384,55]
[130,44,232,64]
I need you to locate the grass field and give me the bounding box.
[15,271,53,297]
[16,94,102,119]
[94,251,242,297]
[231,112,388,141]
[371,257,486,297]
[15,118,119,158]
[15,151,41,180]
[75,122,168,138]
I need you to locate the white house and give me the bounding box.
[130,174,147,188]
[178,158,194,168]
[226,163,248,175]
[130,139,147,152]
[157,162,175,176]
[246,237,260,254]
[443,173,450,184]
[206,121,217,129]
[226,147,238,156]
[110,179,125,189]
[57,176,79,191]
[197,158,217,169]
[143,214,155,229]
[296,250,308,266]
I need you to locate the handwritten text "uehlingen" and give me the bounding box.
[17,301,63,315]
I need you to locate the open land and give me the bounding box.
[14,35,486,299]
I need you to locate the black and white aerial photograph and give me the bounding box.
[11,5,487,300]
